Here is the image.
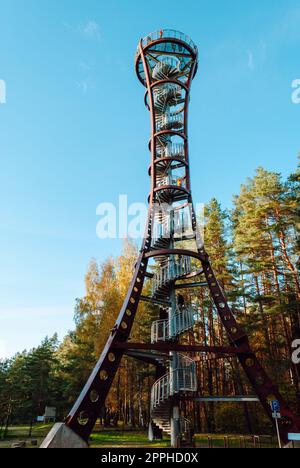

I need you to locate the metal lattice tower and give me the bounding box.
[41,30,300,449]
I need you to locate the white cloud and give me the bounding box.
[281,6,300,42]
[0,79,6,104]
[80,20,102,41]
[76,77,96,94]
[247,50,255,71]
[79,62,92,72]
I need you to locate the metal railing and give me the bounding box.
[151,374,170,409]
[152,57,181,80]
[154,84,183,110]
[153,220,171,244]
[172,365,197,393]
[156,134,172,151]
[158,142,185,159]
[152,256,191,294]
[174,210,190,235]
[138,30,198,55]
[152,210,190,246]
[151,307,195,343]
[179,418,193,440]
[156,174,186,189]
[151,319,169,343]
[158,113,184,131]
[170,307,195,338]
[171,354,197,395]
[151,355,197,410]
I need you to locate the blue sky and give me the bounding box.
[0,0,299,358]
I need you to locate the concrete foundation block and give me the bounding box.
[39,423,88,449]
[11,441,26,449]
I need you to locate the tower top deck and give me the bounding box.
[135,29,198,86]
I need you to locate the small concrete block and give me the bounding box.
[11,441,26,449]
[39,423,88,449]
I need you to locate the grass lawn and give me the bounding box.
[194,433,275,449]
[0,425,170,449]
[90,429,170,448]
[0,424,53,449]
[0,424,275,449]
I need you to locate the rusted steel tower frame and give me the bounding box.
[135,34,300,443]
[42,31,300,447]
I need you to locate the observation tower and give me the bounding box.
[135,29,199,446]
[41,30,300,449]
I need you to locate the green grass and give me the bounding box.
[195,433,275,449]
[0,425,275,449]
[0,424,53,449]
[90,429,170,448]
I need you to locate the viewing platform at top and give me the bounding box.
[136,29,198,55]
[135,29,199,86]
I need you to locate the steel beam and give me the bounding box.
[113,341,247,355]
[175,282,208,290]
[191,396,259,403]
[140,295,171,307]
[125,350,168,366]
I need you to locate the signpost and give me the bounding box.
[44,407,56,423]
[270,400,282,449]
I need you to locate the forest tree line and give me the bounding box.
[1,159,299,436]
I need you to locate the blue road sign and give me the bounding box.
[288,433,300,441]
[271,400,280,412]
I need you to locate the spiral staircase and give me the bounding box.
[148,53,198,445]
[149,253,198,443]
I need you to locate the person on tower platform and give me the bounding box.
[178,294,185,310]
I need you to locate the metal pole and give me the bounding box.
[148,422,154,441]
[171,406,180,448]
[275,418,282,449]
